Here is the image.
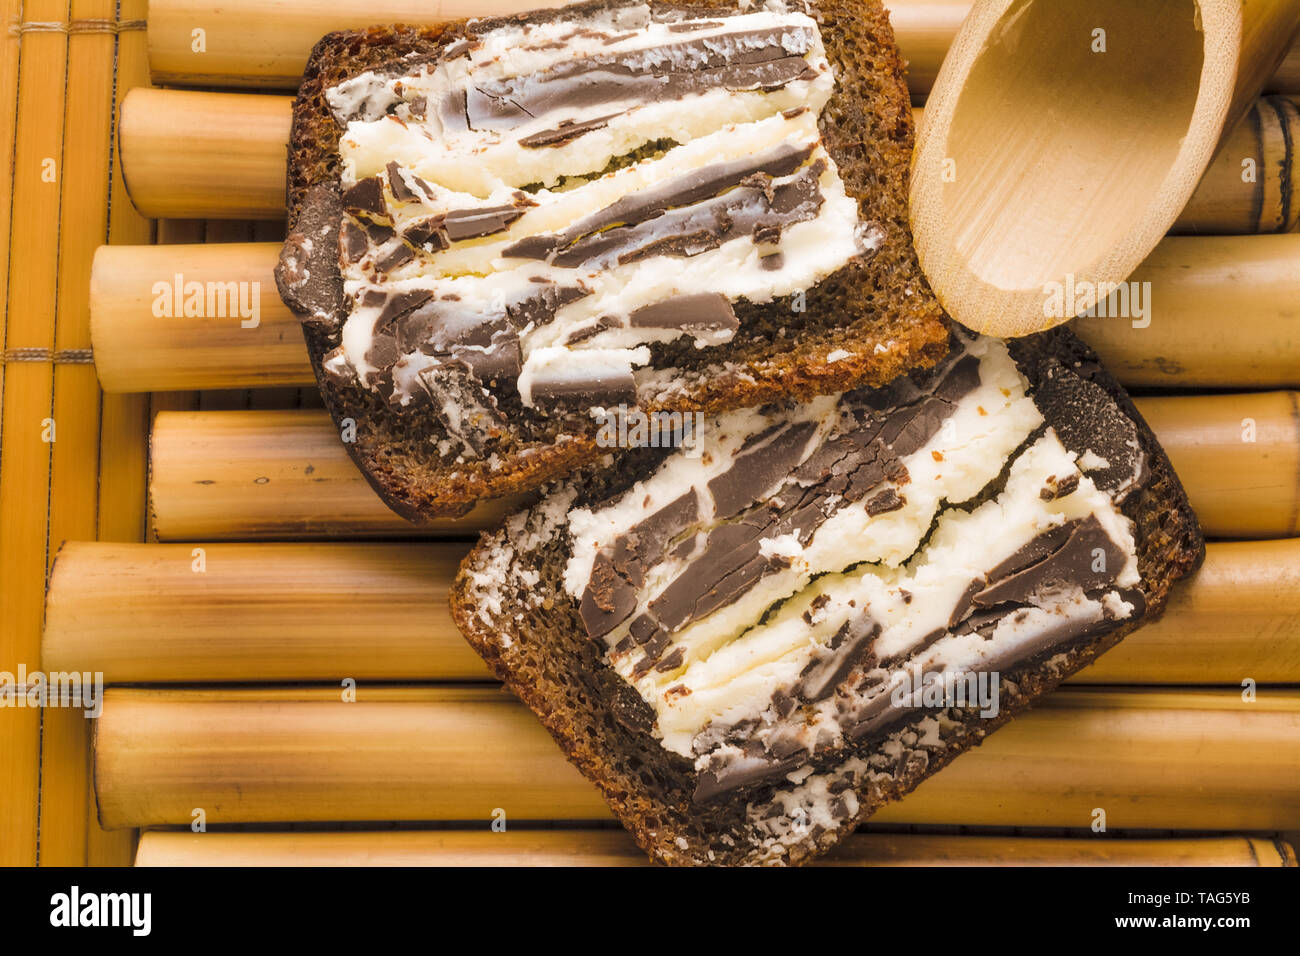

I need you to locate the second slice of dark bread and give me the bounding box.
[276,0,949,520]
[450,327,1205,866]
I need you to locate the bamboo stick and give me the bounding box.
[44,541,488,681]
[1072,235,1300,388]
[0,0,73,870]
[1174,95,1300,234]
[1136,391,1300,539]
[131,829,1295,867]
[1077,539,1300,685]
[148,409,527,539]
[145,0,1300,97]
[43,538,1300,685]
[119,90,290,220]
[145,390,1298,541]
[117,88,1300,234]
[92,686,1300,830]
[911,0,1300,339]
[90,235,1300,393]
[91,242,311,392]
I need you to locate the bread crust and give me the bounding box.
[278,0,949,519]
[449,326,1206,866]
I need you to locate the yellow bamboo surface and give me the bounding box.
[1,0,74,870]
[93,686,1300,830]
[90,234,1300,393]
[1079,539,1300,684]
[44,541,488,681]
[1073,234,1300,388]
[1176,95,1300,234]
[0,3,151,868]
[145,0,1300,97]
[119,90,291,220]
[41,538,1300,685]
[1137,391,1300,539]
[131,829,1296,867]
[116,90,1300,232]
[91,242,311,391]
[148,410,527,539]
[144,391,1298,541]
[0,0,29,868]
[6,0,1300,871]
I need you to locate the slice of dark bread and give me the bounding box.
[449,327,1205,866]
[275,0,948,520]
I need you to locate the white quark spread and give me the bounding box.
[324,2,865,414]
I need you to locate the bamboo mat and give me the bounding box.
[0,0,151,867]
[5,3,1300,869]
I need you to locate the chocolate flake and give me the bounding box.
[342,176,386,217]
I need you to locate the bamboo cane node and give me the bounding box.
[1260,95,1300,232]
[2,347,95,365]
[8,19,147,37]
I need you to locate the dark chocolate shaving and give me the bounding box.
[974,514,1126,607]
[342,176,386,217]
[707,420,819,519]
[629,293,738,336]
[793,619,881,703]
[518,112,624,148]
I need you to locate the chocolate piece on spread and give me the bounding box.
[373,289,434,331]
[339,220,369,264]
[707,420,819,519]
[403,218,450,251]
[974,514,1125,606]
[1040,472,1080,501]
[865,488,905,516]
[342,176,386,217]
[376,243,415,272]
[386,161,421,203]
[793,619,880,703]
[518,112,624,148]
[629,293,738,335]
[442,204,528,241]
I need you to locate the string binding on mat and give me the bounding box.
[8,18,147,36]
[2,347,94,365]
